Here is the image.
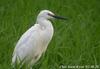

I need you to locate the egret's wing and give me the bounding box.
[12,24,41,61]
[15,24,40,50]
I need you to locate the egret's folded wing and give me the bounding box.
[12,24,40,58]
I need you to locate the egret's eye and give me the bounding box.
[48,13,53,16]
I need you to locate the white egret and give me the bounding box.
[12,10,66,68]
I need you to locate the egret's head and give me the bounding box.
[37,10,67,20]
[37,10,54,20]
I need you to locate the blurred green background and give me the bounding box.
[0,0,100,69]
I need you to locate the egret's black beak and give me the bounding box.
[48,13,67,20]
[52,15,67,20]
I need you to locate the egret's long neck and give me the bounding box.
[36,18,53,30]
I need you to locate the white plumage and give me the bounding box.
[12,10,66,68]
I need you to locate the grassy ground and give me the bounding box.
[0,0,100,69]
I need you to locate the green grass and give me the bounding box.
[0,0,100,69]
